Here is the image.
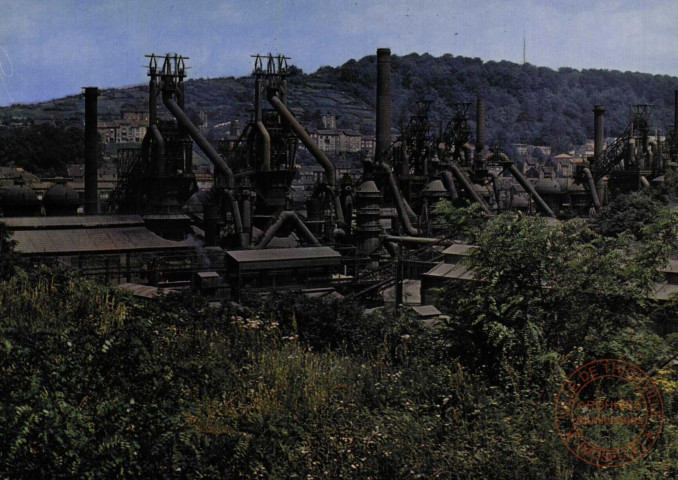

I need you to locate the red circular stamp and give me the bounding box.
[555,359,663,468]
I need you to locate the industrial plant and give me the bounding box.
[3,49,678,310]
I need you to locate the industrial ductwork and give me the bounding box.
[582,167,601,213]
[267,92,345,228]
[380,162,419,236]
[487,151,555,218]
[162,90,245,246]
[449,161,490,214]
[255,210,320,249]
[593,106,605,162]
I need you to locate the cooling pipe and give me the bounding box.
[382,235,439,245]
[648,141,656,171]
[441,171,459,202]
[593,106,605,162]
[626,138,636,170]
[476,97,485,160]
[449,161,490,214]
[376,48,392,163]
[163,93,235,188]
[582,167,601,213]
[255,78,271,171]
[84,87,99,215]
[268,94,335,187]
[380,162,419,236]
[255,210,320,249]
[507,164,556,218]
[225,189,246,247]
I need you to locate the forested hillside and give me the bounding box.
[1,52,677,153]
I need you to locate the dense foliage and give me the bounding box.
[0,124,92,176]
[0,207,677,478]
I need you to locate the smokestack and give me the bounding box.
[476,97,485,160]
[593,105,605,161]
[376,48,391,163]
[84,87,99,215]
[674,91,678,141]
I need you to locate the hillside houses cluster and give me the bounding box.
[97,110,149,144]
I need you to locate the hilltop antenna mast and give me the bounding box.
[523,34,526,65]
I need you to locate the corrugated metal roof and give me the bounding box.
[225,246,341,271]
[441,244,477,256]
[423,262,475,281]
[12,226,192,255]
[651,283,678,301]
[116,283,177,299]
[410,305,442,317]
[3,215,144,230]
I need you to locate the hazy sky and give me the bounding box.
[0,0,677,106]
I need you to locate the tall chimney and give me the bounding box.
[84,87,99,215]
[674,90,678,141]
[476,97,485,160]
[376,48,391,163]
[593,105,605,162]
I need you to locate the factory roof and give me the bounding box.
[116,283,176,299]
[650,283,678,301]
[441,244,477,257]
[11,226,192,255]
[225,246,341,271]
[422,262,475,281]
[3,215,144,230]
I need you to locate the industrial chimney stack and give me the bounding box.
[84,87,99,215]
[376,48,391,163]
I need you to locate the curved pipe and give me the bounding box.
[225,189,245,248]
[641,176,650,188]
[441,171,459,202]
[507,164,556,218]
[256,121,271,171]
[149,125,165,174]
[379,162,419,236]
[163,94,235,188]
[268,94,335,186]
[255,211,320,249]
[648,141,656,171]
[402,196,418,221]
[322,184,346,228]
[582,167,601,213]
[487,171,502,211]
[449,162,490,214]
[462,143,473,164]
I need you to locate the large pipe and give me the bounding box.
[146,76,166,173]
[449,162,490,214]
[582,167,601,212]
[508,164,556,218]
[487,171,502,210]
[674,90,678,142]
[84,86,99,215]
[225,189,245,248]
[441,171,459,202]
[593,105,605,162]
[255,211,320,249]
[376,48,392,163]
[476,97,485,160]
[242,194,252,247]
[641,176,650,188]
[255,78,271,170]
[648,141,656,171]
[380,162,419,236]
[268,94,335,186]
[382,235,439,245]
[163,94,235,188]
[626,138,636,170]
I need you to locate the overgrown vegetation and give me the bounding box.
[0,204,677,478]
